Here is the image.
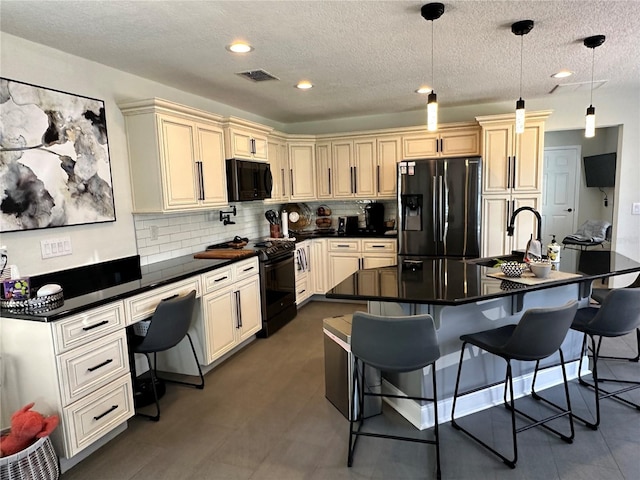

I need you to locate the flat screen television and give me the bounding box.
[583,152,616,187]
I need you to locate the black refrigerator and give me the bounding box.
[398,157,482,258]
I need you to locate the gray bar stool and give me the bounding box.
[348,312,441,480]
[451,301,578,469]
[590,273,640,362]
[132,290,204,421]
[571,287,640,429]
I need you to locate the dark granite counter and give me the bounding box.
[0,253,257,322]
[326,249,640,305]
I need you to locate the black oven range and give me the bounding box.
[206,239,297,337]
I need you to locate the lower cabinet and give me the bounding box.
[201,257,262,364]
[481,194,540,257]
[327,238,397,290]
[0,301,134,460]
[295,241,312,304]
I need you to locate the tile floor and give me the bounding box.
[61,301,640,479]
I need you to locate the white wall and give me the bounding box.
[2,32,638,280]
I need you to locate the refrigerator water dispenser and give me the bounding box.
[401,194,423,231]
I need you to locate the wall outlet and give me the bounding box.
[632,203,640,215]
[150,225,159,241]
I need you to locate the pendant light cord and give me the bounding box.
[519,34,524,99]
[431,20,435,91]
[590,47,595,105]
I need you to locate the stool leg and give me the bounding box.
[136,353,160,421]
[431,363,441,480]
[574,334,602,429]
[347,358,364,467]
[505,360,518,468]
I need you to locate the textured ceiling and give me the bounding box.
[1,1,639,123]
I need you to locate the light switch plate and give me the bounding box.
[632,203,640,215]
[41,236,72,259]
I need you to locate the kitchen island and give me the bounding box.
[325,249,640,429]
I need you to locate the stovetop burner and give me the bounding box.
[254,239,295,261]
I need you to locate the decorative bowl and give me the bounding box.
[500,262,526,277]
[529,261,552,278]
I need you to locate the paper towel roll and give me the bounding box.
[281,210,289,238]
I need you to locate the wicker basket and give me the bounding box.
[0,431,60,480]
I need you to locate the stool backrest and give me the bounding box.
[503,301,578,361]
[587,287,640,336]
[137,290,197,353]
[351,312,440,372]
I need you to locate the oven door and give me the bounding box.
[261,252,296,323]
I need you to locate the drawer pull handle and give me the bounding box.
[163,294,179,301]
[337,244,349,248]
[298,289,306,294]
[87,358,113,372]
[214,276,229,282]
[242,266,255,272]
[94,405,118,421]
[371,245,385,248]
[82,320,110,331]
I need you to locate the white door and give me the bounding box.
[542,146,580,244]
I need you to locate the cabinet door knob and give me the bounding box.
[566,208,573,212]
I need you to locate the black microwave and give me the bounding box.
[226,158,273,201]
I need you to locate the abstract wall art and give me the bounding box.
[0,78,116,232]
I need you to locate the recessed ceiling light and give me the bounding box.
[226,42,253,53]
[551,70,573,79]
[415,87,433,94]
[296,81,313,90]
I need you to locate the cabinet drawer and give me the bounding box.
[202,266,233,294]
[362,240,397,253]
[124,277,201,325]
[296,277,310,304]
[57,330,129,405]
[52,302,125,354]
[328,239,360,252]
[234,257,259,282]
[63,374,133,458]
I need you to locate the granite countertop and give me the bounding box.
[326,249,640,306]
[0,253,257,322]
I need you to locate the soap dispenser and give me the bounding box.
[547,235,561,263]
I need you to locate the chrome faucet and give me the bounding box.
[507,206,542,240]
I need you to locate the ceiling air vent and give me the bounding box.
[236,70,279,82]
[549,79,607,94]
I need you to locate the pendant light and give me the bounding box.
[583,35,605,138]
[511,20,534,134]
[421,3,444,132]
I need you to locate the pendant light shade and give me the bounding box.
[511,20,534,134]
[421,3,444,132]
[584,35,605,138]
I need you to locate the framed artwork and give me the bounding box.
[0,78,116,232]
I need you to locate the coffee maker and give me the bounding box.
[364,202,385,233]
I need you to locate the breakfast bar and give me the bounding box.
[326,249,640,429]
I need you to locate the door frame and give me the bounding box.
[543,145,582,239]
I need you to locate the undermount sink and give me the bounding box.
[464,253,525,268]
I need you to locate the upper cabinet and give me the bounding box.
[267,133,289,203]
[376,135,402,198]
[119,98,227,213]
[315,141,332,199]
[402,124,481,159]
[288,139,317,200]
[476,111,551,195]
[331,138,376,198]
[222,117,271,162]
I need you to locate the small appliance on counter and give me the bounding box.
[364,202,385,234]
[337,216,359,235]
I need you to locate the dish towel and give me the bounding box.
[525,235,543,262]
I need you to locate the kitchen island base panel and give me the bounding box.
[368,283,588,430]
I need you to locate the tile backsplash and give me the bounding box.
[134,199,397,265]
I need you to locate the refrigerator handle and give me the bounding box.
[440,174,447,242]
[432,176,438,242]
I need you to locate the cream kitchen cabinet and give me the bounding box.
[476,111,550,195]
[200,257,262,363]
[481,194,540,258]
[120,98,227,213]
[288,140,317,200]
[0,302,134,461]
[331,138,376,198]
[315,141,333,199]
[476,111,551,257]
[327,238,397,289]
[295,241,312,304]
[402,124,481,159]
[376,135,402,198]
[223,117,271,162]
[310,238,328,294]
[267,133,290,203]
